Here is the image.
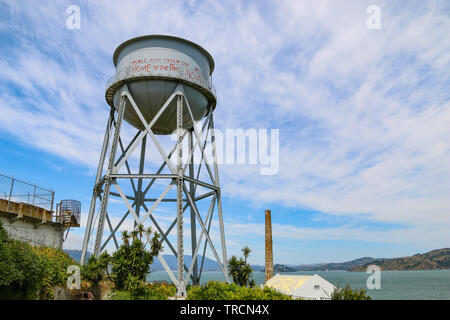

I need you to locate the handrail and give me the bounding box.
[0,173,54,193]
[0,173,54,212]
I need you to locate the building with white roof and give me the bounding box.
[265,273,336,300]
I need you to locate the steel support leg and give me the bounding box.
[210,114,230,282]
[94,93,126,257]
[81,110,113,265]
[176,94,186,297]
[135,135,147,227]
[189,129,199,285]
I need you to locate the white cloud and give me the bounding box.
[0,0,449,254]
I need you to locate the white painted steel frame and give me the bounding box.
[80,83,229,297]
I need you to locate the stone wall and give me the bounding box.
[0,210,64,248]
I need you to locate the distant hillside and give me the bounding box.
[251,264,297,272]
[66,248,450,272]
[251,265,265,272]
[274,264,297,272]
[294,257,377,271]
[65,250,220,271]
[290,248,450,272]
[65,249,90,262]
[350,248,450,271]
[151,255,220,271]
[249,249,450,272]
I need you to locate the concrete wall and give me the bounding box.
[0,210,64,248]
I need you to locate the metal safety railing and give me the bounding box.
[0,173,55,212]
[55,199,81,227]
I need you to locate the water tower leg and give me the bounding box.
[81,110,113,265]
[94,94,126,257]
[134,135,147,227]
[176,94,187,297]
[188,129,199,285]
[210,113,230,283]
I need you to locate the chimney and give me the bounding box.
[265,209,274,282]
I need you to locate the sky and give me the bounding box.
[0,0,449,266]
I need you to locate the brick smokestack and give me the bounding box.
[265,209,274,282]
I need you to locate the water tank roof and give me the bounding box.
[112,34,215,74]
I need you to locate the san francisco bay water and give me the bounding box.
[147,270,450,300]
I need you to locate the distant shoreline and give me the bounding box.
[66,247,450,273]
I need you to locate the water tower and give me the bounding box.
[80,35,229,296]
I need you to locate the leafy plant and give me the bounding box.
[31,246,77,299]
[111,283,176,300]
[228,246,256,287]
[0,220,7,242]
[81,251,110,287]
[330,284,371,300]
[0,221,77,300]
[110,225,162,292]
[187,281,292,300]
[0,235,43,299]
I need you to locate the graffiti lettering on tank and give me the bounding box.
[129,56,208,88]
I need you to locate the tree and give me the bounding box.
[121,230,130,247]
[0,220,7,242]
[110,227,162,292]
[81,251,110,287]
[228,246,255,288]
[0,221,43,299]
[144,226,154,247]
[136,224,145,241]
[0,221,77,300]
[242,246,251,262]
[130,230,139,242]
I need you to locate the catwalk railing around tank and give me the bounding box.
[0,173,54,212]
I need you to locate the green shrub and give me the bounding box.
[111,239,153,290]
[0,221,78,300]
[0,237,43,299]
[110,290,134,300]
[78,225,162,297]
[111,283,176,300]
[110,226,162,293]
[81,251,110,287]
[331,284,371,300]
[31,246,78,299]
[0,220,7,242]
[187,281,292,300]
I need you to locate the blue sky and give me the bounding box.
[0,0,449,265]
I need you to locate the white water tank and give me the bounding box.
[105,35,217,134]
